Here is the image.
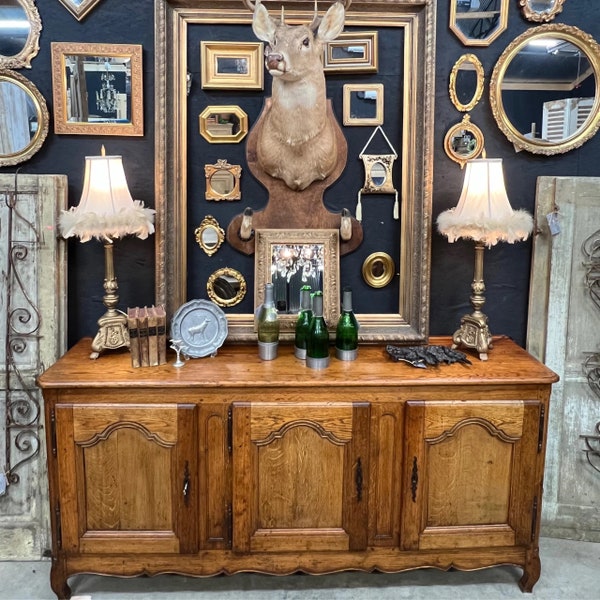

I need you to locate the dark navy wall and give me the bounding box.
[2,0,598,348]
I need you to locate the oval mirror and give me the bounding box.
[370,161,387,187]
[519,0,566,23]
[194,215,224,257]
[450,0,508,47]
[199,105,248,144]
[0,69,48,166]
[444,114,485,168]
[449,54,485,112]
[362,252,395,288]
[0,0,41,69]
[207,267,247,307]
[205,159,241,201]
[490,24,600,155]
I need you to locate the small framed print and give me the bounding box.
[201,41,264,90]
[324,31,378,73]
[343,83,384,126]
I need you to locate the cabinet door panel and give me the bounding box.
[402,399,542,551]
[232,401,369,553]
[56,403,198,554]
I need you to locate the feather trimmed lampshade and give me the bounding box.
[437,157,533,360]
[59,147,155,359]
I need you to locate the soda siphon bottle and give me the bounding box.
[306,291,330,369]
[257,282,279,360]
[294,285,313,359]
[335,287,359,361]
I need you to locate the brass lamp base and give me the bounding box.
[451,241,493,361]
[89,242,130,359]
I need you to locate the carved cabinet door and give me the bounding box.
[401,399,544,551]
[231,401,370,553]
[54,403,198,554]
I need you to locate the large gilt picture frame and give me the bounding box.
[51,42,143,136]
[155,0,435,343]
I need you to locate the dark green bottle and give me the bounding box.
[306,291,329,369]
[335,287,359,361]
[294,285,313,359]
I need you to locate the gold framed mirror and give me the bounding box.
[519,0,566,23]
[444,114,485,168]
[194,215,224,256]
[199,105,248,143]
[0,0,42,69]
[155,1,435,344]
[57,0,105,21]
[50,42,143,136]
[449,53,485,112]
[450,0,508,47]
[0,69,48,166]
[362,252,395,288]
[205,159,241,201]
[490,24,600,155]
[343,83,384,126]
[207,267,246,307]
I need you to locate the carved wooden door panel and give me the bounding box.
[401,399,543,551]
[231,401,369,553]
[54,403,198,554]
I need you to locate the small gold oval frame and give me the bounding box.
[362,252,395,288]
[194,215,224,257]
[449,53,485,113]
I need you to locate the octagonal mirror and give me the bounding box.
[450,0,508,47]
[199,105,248,144]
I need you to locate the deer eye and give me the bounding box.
[302,37,310,47]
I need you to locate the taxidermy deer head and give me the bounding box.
[244,0,350,191]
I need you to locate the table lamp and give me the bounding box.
[437,157,533,360]
[59,146,155,359]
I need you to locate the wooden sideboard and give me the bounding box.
[37,336,558,599]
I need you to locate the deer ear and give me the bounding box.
[316,2,345,42]
[252,3,278,43]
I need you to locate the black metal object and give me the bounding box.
[386,344,472,368]
[580,422,600,474]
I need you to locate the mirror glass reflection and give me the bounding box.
[0,1,30,57]
[209,169,234,196]
[332,44,365,61]
[450,0,508,46]
[370,162,387,187]
[349,89,378,120]
[0,78,37,155]
[65,54,132,124]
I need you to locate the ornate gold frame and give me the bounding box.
[155,0,435,343]
[362,252,395,288]
[449,0,508,47]
[489,24,600,155]
[194,215,225,256]
[0,0,42,69]
[343,83,384,126]
[254,229,340,336]
[0,69,49,167]
[324,31,378,73]
[519,0,566,23]
[449,53,484,113]
[204,159,242,201]
[200,41,263,90]
[207,267,247,307]
[444,114,485,168]
[199,105,248,143]
[50,42,144,136]
[57,0,105,21]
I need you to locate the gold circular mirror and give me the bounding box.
[444,114,484,168]
[0,0,41,69]
[207,267,247,307]
[362,252,395,288]
[490,24,600,155]
[194,215,224,257]
[0,69,49,166]
[519,0,565,23]
[449,54,484,113]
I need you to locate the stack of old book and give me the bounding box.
[127,305,167,368]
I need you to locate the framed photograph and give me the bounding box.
[324,31,378,73]
[343,83,384,126]
[255,229,340,334]
[51,42,143,136]
[201,41,264,90]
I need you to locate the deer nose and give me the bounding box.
[266,53,284,71]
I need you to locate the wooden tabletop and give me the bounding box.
[37,336,559,390]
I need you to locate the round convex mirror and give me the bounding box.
[0,69,48,166]
[0,0,41,69]
[207,267,247,307]
[490,24,600,155]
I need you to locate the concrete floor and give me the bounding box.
[0,537,598,600]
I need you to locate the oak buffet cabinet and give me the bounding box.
[37,336,558,599]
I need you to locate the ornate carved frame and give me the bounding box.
[154,0,435,343]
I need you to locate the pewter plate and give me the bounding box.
[170,299,228,358]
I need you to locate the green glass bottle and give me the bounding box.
[306,291,330,369]
[335,287,359,361]
[294,285,313,359]
[257,282,279,360]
